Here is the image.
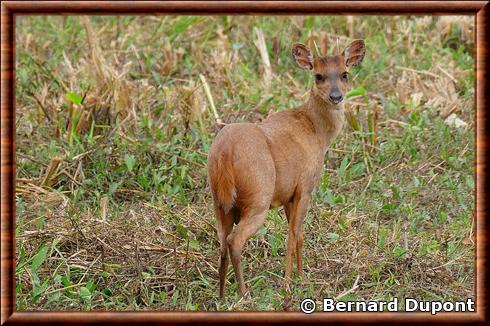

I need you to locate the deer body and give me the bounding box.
[208,40,366,300]
[258,97,345,209]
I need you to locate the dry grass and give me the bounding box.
[15,15,475,311]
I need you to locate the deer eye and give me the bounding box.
[315,74,323,82]
[341,72,348,81]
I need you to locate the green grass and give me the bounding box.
[15,15,474,311]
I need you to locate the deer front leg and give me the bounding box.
[284,194,311,282]
[295,217,305,279]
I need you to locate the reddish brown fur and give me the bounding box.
[208,40,366,300]
[312,55,348,100]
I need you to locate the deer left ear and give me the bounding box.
[342,39,366,68]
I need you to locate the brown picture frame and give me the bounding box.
[1,1,488,324]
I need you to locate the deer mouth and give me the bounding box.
[329,98,344,105]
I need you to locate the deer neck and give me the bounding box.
[303,92,345,152]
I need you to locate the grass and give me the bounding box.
[15,15,474,311]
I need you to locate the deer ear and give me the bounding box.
[292,43,313,70]
[342,39,366,68]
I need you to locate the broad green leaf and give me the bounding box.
[79,286,91,301]
[338,156,349,180]
[382,203,397,211]
[393,245,407,258]
[346,86,367,98]
[16,283,24,294]
[65,92,83,105]
[189,239,201,250]
[172,290,179,305]
[31,279,49,304]
[31,245,49,274]
[86,280,97,293]
[270,233,282,257]
[176,224,188,237]
[61,276,72,287]
[327,232,340,242]
[124,154,136,172]
[103,288,113,297]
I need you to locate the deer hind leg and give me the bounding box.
[215,205,235,301]
[284,201,296,281]
[226,206,268,297]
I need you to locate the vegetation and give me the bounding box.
[15,15,474,311]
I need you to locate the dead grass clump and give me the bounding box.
[17,198,217,309]
[392,62,472,127]
[158,40,185,76]
[172,81,207,131]
[15,15,475,310]
[436,16,474,44]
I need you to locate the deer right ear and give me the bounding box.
[292,43,313,70]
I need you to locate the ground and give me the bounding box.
[15,15,474,310]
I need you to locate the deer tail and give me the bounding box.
[209,155,236,214]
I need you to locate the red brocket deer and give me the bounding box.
[208,40,366,300]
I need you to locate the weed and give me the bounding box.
[15,15,474,310]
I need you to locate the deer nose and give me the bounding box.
[329,91,343,104]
